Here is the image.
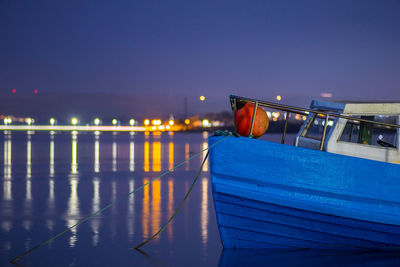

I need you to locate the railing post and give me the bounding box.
[248,101,258,138]
[230,96,239,135]
[281,112,289,144]
[320,115,329,151]
[348,122,354,142]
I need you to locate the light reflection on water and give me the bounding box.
[2,131,393,266]
[71,132,78,174]
[66,175,80,248]
[50,135,55,177]
[0,131,221,266]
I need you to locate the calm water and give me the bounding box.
[1,131,399,266]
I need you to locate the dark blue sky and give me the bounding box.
[1,0,400,112]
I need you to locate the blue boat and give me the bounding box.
[209,95,400,250]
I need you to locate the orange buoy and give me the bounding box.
[235,102,269,138]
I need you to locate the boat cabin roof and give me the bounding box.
[296,100,400,164]
[310,100,400,115]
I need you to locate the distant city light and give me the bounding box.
[168,120,174,126]
[34,89,38,94]
[4,117,12,125]
[144,119,150,126]
[202,119,210,127]
[50,118,56,125]
[94,118,101,125]
[166,125,170,130]
[129,119,135,126]
[321,93,333,98]
[25,118,33,125]
[184,119,190,125]
[200,95,205,101]
[12,88,16,94]
[112,119,118,125]
[71,117,78,125]
[151,119,162,126]
[276,95,282,101]
[272,112,280,118]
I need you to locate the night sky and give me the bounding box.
[1,0,400,116]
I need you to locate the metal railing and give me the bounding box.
[230,95,400,151]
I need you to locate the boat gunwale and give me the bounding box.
[230,95,400,130]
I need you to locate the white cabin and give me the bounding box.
[295,101,400,164]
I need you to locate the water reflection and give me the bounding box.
[94,135,100,173]
[185,143,189,171]
[201,177,209,246]
[24,134,32,232]
[111,180,117,239]
[219,249,400,267]
[127,180,135,240]
[142,178,150,239]
[151,180,161,243]
[4,134,12,179]
[168,142,174,171]
[129,139,135,172]
[50,134,55,177]
[71,132,78,174]
[167,179,174,241]
[25,178,32,202]
[0,131,218,264]
[47,178,55,232]
[66,176,80,248]
[112,140,117,172]
[152,142,161,172]
[3,133,12,201]
[144,141,150,172]
[2,135,13,233]
[3,179,12,200]
[26,134,32,178]
[91,178,100,246]
[202,142,209,172]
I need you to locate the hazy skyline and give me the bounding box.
[1,0,400,115]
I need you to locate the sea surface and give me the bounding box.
[1,131,399,267]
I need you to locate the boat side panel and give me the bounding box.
[209,136,400,211]
[209,136,400,249]
[212,178,400,249]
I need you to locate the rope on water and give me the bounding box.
[135,150,209,249]
[10,134,231,265]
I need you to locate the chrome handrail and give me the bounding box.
[230,95,400,151]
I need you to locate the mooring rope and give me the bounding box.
[135,150,209,249]
[10,134,231,264]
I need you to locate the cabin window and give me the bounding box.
[339,116,397,148]
[302,114,335,140]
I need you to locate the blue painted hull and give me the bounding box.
[209,136,400,250]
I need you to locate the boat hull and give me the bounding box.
[209,136,400,250]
